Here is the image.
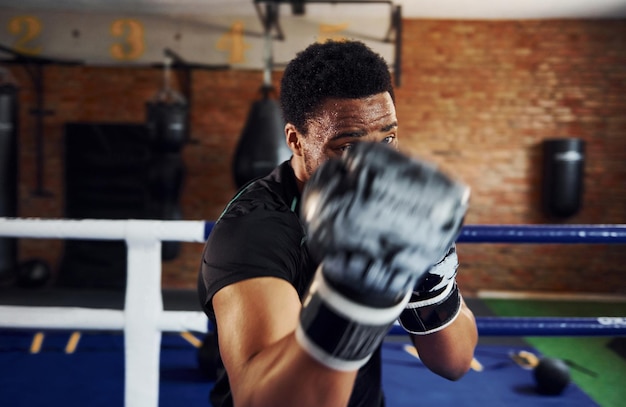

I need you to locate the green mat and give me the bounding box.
[483,298,626,407]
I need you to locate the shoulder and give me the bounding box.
[199,162,306,317]
[206,163,305,273]
[219,161,300,222]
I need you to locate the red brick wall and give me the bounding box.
[6,19,626,295]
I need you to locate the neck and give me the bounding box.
[289,156,307,193]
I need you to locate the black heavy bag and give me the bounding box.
[542,138,585,218]
[232,97,292,188]
[146,100,188,153]
[0,83,18,281]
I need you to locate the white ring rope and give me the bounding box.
[0,307,209,332]
[0,218,206,241]
[0,217,208,407]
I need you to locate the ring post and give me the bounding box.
[124,221,163,407]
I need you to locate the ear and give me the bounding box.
[285,123,303,157]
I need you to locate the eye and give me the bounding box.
[338,143,354,153]
[381,135,396,145]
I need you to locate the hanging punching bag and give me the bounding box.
[542,138,585,218]
[146,101,188,153]
[0,76,18,283]
[232,92,291,188]
[146,57,188,153]
[232,5,291,189]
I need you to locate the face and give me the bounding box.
[288,92,398,184]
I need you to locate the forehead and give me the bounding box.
[307,92,396,135]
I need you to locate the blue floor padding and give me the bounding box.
[0,331,599,406]
[381,341,598,406]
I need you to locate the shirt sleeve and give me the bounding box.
[198,201,303,320]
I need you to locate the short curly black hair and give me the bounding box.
[280,40,395,134]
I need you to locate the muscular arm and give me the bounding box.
[213,277,358,407]
[411,298,478,381]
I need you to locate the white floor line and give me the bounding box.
[476,290,626,303]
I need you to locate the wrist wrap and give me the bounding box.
[398,280,462,335]
[296,266,411,371]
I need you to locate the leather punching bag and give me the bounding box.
[542,138,585,218]
[146,100,188,153]
[0,81,18,282]
[146,56,188,153]
[232,4,291,189]
[232,95,291,188]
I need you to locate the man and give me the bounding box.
[198,40,478,407]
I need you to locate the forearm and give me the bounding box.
[411,300,478,380]
[232,265,395,407]
[232,332,357,407]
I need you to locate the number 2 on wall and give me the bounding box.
[110,19,145,61]
[7,15,43,55]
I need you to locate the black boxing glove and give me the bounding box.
[398,244,463,335]
[296,142,469,371]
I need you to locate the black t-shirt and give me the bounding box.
[198,160,385,407]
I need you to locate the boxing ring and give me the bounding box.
[0,218,625,407]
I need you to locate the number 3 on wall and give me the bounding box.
[110,19,145,61]
[8,15,43,55]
